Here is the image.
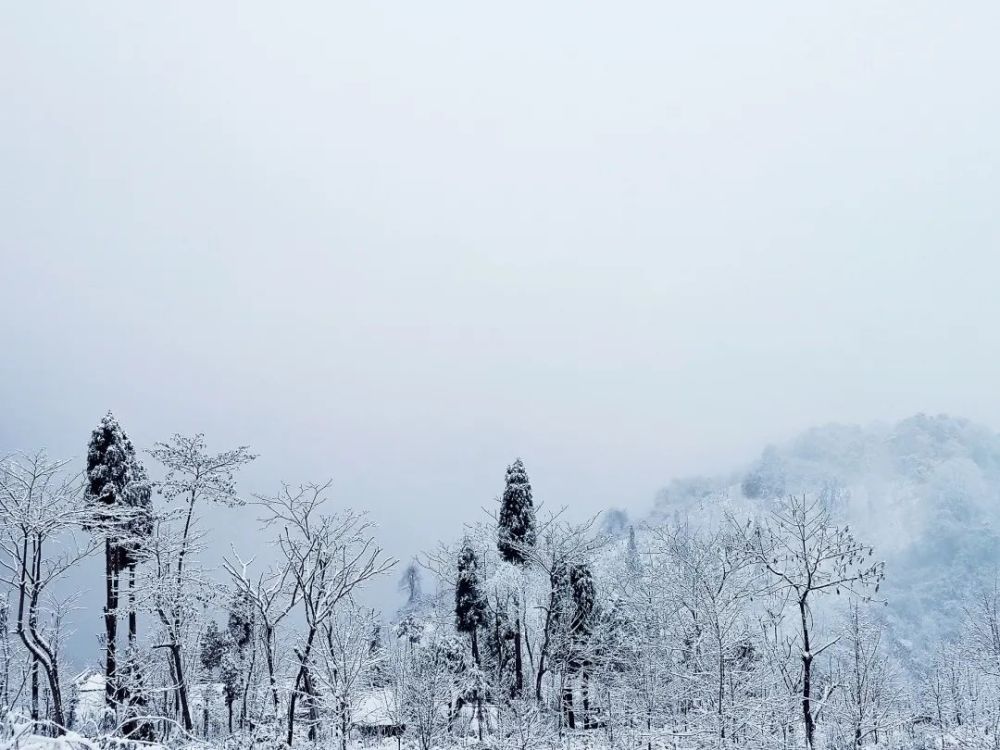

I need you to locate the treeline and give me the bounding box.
[1,414,1000,749]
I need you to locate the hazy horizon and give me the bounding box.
[3,3,1000,671]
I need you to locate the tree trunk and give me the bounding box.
[340,694,349,750]
[305,669,319,742]
[534,597,554,704]
[562,678,575,730]
[287,627,317,746]
[473,629,483,741]
[18,538,67,732]
[265,625,280,717]
[30,655,39,726]
[513,615,523,698]
[241,636,256,729]
[170,644,193,731]
[104,540,119,710]
[44,661,65,732]
[799,598,815,749]
[127,564,137,645]
[718,649,726,739]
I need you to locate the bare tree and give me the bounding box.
[0,595,10,714]
[317,604,380,750]
[223,550,299,725]
[522,514,604,707]
[732,495,885,749]
[0,452,97,733]
[255,481,395,746]
[148,434,255,732]
[831,602,899,749]
[650,521,764,744]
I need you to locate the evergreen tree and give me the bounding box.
[220,654,243,734]
[569,565,597,639]
[227,590,254,650]
[199,621,228,737]
[497,458,536,698]
[626,524,641,573]
[398,559,423,612]
[225,590,253,731]
[562,564,598,729]
[497,458,536,565]
[199,620,227,674]
[122,462,152,647]
[84,412,152,710]
[455,539,487,658]
[455,537,486,740]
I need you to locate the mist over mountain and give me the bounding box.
[651,413,1000,656]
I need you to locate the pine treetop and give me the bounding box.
[455,538,486,633]
[497,458,536,565]
[84,412,153,565]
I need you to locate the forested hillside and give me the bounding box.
[654,413,1000,656]
[5,414,1000,750]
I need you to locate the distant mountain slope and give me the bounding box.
[651,414,1000,653]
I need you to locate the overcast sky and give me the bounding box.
[2,3,999,666]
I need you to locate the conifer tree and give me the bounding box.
[497,458,536,698]
[455,539,487,662]
[455,539,487,739]
[569,565,597,639]
[399,560,423,609]
[497,458,536,565]
[226,590,254,730]
[84,412,152,709]
[571,564,598,727]
[549,561,599,727]
[199,620,228,736]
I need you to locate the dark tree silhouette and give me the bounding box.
[84,412,151,711]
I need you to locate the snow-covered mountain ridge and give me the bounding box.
[651,413,1000,653]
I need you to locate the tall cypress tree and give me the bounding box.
[556,563,598,729]
[569,565,596,640]
[84,412,151,709]
[497,458,536,697]
[497,458,536,565]
[199,621,227,737]
[455,539,487,739]
[455,538,486,661]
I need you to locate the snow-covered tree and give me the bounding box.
[496,459,537,699]
[454,539,487,738]
[223,550,298,726]
[399,560,423,610]
[148,433,255,732]
[455,539,486,656]
[829,603,901,749]
[0,452,97,733]
[497,459,536,566]
[256,481,394,746]
[199,620,227,737]
[733,495,885,749]
[84,412,151,712]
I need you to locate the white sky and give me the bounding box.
[2,2,999,664]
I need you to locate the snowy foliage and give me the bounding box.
[9,414,1000,750]
[497,458,537,566]
[454,539,486,635]
[84,412,152,564]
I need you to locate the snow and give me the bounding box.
[2,728,99,750]
[70,671,105,733]
[351,688,398,727]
